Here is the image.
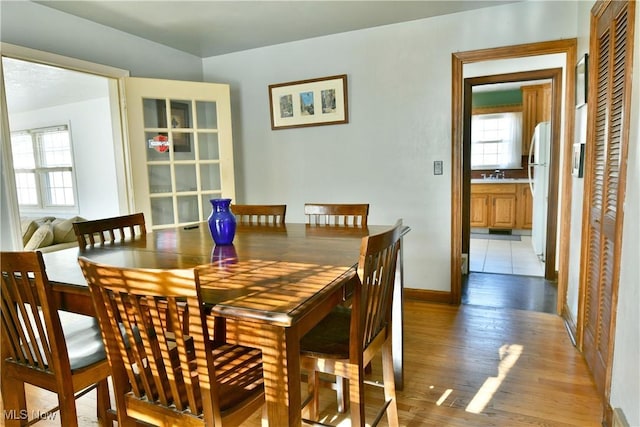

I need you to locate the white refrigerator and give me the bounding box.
[528,121,551,262]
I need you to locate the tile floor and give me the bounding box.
[469,234,545,276]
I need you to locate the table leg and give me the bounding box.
[260,324,302,426]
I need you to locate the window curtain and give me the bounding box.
[502,112,522,168]
[471,112,522,169]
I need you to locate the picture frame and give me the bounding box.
[268,74,348,130]
[575,53,588,107]
[572,142,585,178]
[575,103,587,144]
[170,101,191,152]
[155,100,192,152]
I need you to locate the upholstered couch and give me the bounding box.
[20,216,86,253]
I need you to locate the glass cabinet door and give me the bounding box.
[124,78,235,229]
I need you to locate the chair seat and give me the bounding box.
[14,313,106,372]
[213,343,264,412]
[63,314,107,371]
[300,306,351,359]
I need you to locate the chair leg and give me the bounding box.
[58,383,80,427]
[335,376,349,413]
[347,364,366,427]
[96,378,112,426]
[343,360,369,414]
[310,370,321,420]
[381,339,399,427]
[1,378,26,427]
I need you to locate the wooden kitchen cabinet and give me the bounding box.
[515,183,533,229]
[491,194,517,228]
[521,83,552,156]
[470,194,489,227]
[470,183,517,229]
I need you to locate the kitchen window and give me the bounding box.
[10,125,77,209]
[471,112,522,169]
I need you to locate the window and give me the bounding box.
[471,112,522,169]
[10,125,77,209]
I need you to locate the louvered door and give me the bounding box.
[580,0,635,400]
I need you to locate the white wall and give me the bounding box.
[0,1,203,81]
[202,1,578,291]
[9,97,121,220]
[609,4,640,425]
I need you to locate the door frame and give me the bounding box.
[451,39,577,316]
[0,43,131,249]
[463,68,563,279]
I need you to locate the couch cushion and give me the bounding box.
[21,220,40,245]
[52,216,86,244]
[24,223,54,250]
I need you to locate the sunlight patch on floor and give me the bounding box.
[465,343,523,414]
[436,388,454,406]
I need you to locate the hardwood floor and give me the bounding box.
[461,272,558,314]
[1,300,602,427]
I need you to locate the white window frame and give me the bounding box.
[471,112,522,170]
[10,124,79,212]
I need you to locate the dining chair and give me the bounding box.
[230,204,286,225]
[78,257,265,427]
[73,213,146,248]
[0,251,112,427]
[304,203,370,410]
[304,203,369,226]
[300,220,402,427]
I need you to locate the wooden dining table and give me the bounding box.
[42,222,409,426]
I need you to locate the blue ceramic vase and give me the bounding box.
[207,198,236,245]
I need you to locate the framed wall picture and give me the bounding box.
[572,142,585,178]
[268,74,348,130]
[575,53,588,107]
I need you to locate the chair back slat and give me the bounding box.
[81,257,264,426]
[2,252,113,426]
[231,204,286,225]
[354,220,402,354]
[304,203,369,227]
[79,259,209,419]
[73,213,146,248]
[1,251,68,372]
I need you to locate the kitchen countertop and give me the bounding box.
[471,178,531,184]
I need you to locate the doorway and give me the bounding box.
[462,68,562,280]
[468,78,553,279]
[2,56,123,221]
[0,43,130,251]
[450,39,578,315]
[463,70,561,314]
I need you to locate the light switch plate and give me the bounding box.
[434,160,443,175]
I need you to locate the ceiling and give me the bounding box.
[4,0,521,114]
[2,57,110,113]
[34,1,519,58]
